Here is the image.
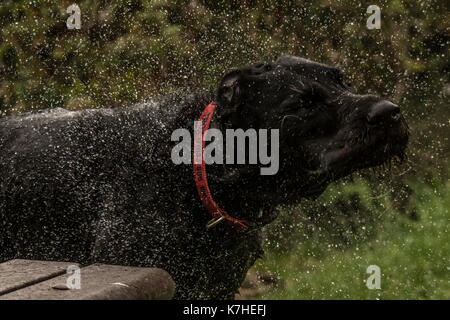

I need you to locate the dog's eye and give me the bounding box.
[250,63,272,76]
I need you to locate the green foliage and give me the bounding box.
[265,178,384,254]
[255,176,450,299]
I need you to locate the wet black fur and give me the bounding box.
[0,56,408,299]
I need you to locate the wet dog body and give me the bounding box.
[0,56,408,299]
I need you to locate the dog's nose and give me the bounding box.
[367,101,400,123]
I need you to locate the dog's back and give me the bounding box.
[0,102,175,263]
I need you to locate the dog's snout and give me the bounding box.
[367,101,400,123]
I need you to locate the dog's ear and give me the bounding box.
[217,69,242,105]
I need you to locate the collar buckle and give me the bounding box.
[206,214,226,230]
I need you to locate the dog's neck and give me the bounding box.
[205,99,279,221]
[167,89,280,222]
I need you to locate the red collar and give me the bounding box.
[193,102,248,232]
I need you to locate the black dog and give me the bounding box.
[0,55,408,299]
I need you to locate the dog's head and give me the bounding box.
[215,55,409,200]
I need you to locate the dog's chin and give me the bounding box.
[321,141,408,180]
[320,118,409,177]
[319,137,408,181]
